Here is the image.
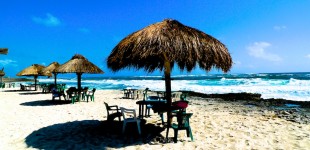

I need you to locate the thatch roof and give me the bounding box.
[57,54,104,74]
[42,62,60,74]
[16,64,51,77]
[0,48,8,55]
[107,19,232,73]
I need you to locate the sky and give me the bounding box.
[1,0,310,78]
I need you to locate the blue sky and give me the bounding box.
[1,0,310,77]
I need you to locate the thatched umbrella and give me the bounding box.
[16,64,52,90]
[42,62,60,85]
[56,54,104,92]
[0,48,8,55]
[107,19,233,140]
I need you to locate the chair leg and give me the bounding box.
[91,96,94,101]
[137,121,141,135]
[147,108,150,117]
[189,127,193,141]
[173,129,178,143]
[159,113,165,124]
[122,122,126,134]
[71,97,75,104]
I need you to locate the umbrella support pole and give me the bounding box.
[77,73,82,101]
[34,76,38,91]
[163,58,172,142]
[54,73,57,85]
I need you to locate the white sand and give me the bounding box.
[0,88,309,149]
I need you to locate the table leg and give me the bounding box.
[141,104,144,119]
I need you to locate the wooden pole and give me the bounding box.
[34,76,38,91]
[53,73,57,85]
[163,54,172,142]
[77,73,82,100]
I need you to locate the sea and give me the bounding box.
[31,72,310,101]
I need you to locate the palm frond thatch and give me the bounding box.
[107,19,232,73]
[0,48,8,55]
[57,54,104,74]
[16,64,51,77]
[42,62,61,85]
[42,62,60,74]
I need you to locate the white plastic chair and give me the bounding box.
[120,107,141,135]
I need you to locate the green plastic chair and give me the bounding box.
[81,87,89,100]
[85,88,96,102]
[171,112,194,143]
[180,93,188,101]
[71,91,80,104]
[0,83,4,88]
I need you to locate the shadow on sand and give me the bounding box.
[20,100,71,106]
[2,89,24,92]
[2,89,49,95]
[19,92,48,95]
[25,120,166,149]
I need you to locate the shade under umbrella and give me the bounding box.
[107,19,233,140]
[16,64,52,90]
[0,48,8,55]
[56,54,104,91]
[42,62,60,85]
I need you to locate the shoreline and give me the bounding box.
[186,91,310,108]
[0,89,309,149]
[2,77,34,82]
[185,91,310,124]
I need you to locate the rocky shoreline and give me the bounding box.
[185,91,310,124]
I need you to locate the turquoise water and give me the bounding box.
[27,72,310,101]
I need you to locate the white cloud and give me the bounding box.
[0,59,18,66]
[247,42,282,62]
[234,60,241,65]
[306,54,310,58]
[273,25,287,31]
[32,13,61,27]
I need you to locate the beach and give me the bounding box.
[0,88,310,150]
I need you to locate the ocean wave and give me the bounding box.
[29,73,310,101]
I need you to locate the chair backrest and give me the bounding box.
[120,107,138,120]
[143,88,150,100]
[104,102,111,115]
[172,92,182,101]
[67,87,76,93]
[86,88,95,96]
[176,113,193,128]
[83,87,89,91]
[180,93,188,101]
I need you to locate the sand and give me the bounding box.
[0,87,309,150]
